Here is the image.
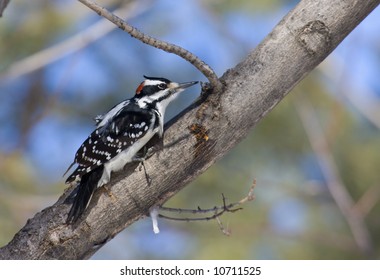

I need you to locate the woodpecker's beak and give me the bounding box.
[169,81,198,91]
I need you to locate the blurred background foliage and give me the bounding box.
[0,0,379,259]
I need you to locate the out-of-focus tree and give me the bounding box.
[0,0,379,259]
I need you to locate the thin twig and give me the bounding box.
[159,180,256,224]
[158,209,236,222]
[215,215,231,236]
[78,0,222,92]
[295,96,373,255]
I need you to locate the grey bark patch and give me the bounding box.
[297,20,331,56]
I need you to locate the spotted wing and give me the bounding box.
[66,103,157,183]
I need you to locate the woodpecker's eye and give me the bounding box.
[158,83,167,90]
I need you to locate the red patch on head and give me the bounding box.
[136,82,144,95]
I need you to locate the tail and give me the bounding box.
[66,166,104,224]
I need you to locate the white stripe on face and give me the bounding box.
[144,79,166,86]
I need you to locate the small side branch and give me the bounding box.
[158,180,256,235]
[78,0,222,92]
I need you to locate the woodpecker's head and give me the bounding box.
[135,76,198,107]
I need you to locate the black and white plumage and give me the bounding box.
[65,76,198,223]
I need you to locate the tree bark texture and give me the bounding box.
[1,0,379,259]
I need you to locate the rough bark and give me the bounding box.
[1,0,379,259]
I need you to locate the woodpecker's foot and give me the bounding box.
[133,146,156,186]
[135,146,156,161]
[155,136,164,153]
[133,158,152,186]
[140,161,152,186]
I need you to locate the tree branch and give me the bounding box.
[0,0,378,259]
[1,1,150,80]
[78,0,223,92]
[158,179,255,220]
[294,96,373,254]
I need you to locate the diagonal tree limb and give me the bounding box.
[0,0,379,259]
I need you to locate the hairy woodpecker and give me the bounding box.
[65,76,198,223]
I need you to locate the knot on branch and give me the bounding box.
[297,20,331,56]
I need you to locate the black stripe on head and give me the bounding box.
[143,75,171,84]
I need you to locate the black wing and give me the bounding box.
[65,102,157,184]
